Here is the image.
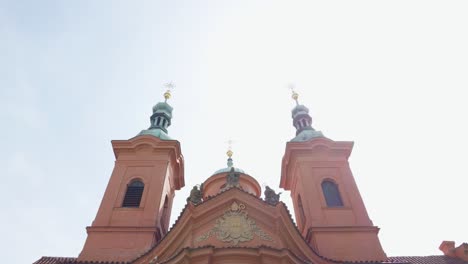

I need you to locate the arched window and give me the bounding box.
[122,180,144,207]
[297,194,306,226]
[321,180,344,207]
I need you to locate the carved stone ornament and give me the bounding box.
[196,202,273,245]
[264,186,281,205]
[187,184,203,205]
[220,167,242,192]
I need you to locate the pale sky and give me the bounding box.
[1,1,467,263]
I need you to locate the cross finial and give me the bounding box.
[288,83,299,105]
[226,139,234,158]
[163,82,174,102]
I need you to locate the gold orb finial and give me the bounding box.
[163,82,174,102]
[288,83,299,105]
[226,139,234,158]
[164,90,171,100]
[292,91,299,101]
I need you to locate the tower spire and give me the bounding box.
[137,83,175,140]
[226,139,234,167]
[289,86,324,142]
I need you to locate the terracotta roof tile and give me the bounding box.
[33,257,129,264]
[389,256,468,264]
[33,257,76,264]
[34,254,468,264]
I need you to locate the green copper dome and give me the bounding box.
[291,104,309,119]
[212,155,246,176]
[137,91,174,140]
[138,128,172,140]
[289,92,324,142]
[152,102,173,118]
[290,130,323,142]
[212,167,245,175]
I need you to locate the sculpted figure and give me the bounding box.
[264,186,281,205]
[221,167,241,191]
[187,184,203,205]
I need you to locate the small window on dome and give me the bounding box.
[122,180,144,207]
[321,180,344,207]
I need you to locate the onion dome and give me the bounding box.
[138,86,174,140]
[290,89,324,142]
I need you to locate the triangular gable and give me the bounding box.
[133,188,336,264]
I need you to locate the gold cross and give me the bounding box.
[165,82,175,91]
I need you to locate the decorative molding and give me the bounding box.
[196,202,273,245]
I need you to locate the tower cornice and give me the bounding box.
[112,135,185,190]
[281,137,353,190]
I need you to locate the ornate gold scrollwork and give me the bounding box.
[196,202,273,245]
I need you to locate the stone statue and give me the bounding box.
[264,186,281,205]
[221,167,241,191]
[187,184,203,205]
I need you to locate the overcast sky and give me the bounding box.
[1,1,467,263]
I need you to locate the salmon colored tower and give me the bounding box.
[280,89,387,262]
[78,87,184,262]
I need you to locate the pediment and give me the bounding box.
[133,188,333,264]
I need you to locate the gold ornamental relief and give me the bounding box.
[196,202,273,245]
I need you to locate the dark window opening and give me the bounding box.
[321,180,344,207]
[162,119,167,127]
[122,180,144,207]
[301,119,307,127]
[156,117,161,126]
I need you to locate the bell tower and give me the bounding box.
[280,90,386,262]
[78,88,184,262]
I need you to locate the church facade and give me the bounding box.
[35,90,467,264]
